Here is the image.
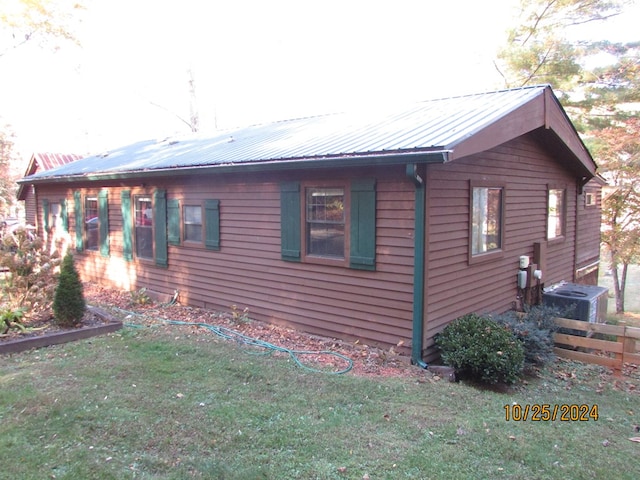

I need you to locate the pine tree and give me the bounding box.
[53,252,86,327]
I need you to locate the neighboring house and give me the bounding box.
[18,85,602,364]
[17,153,83,227]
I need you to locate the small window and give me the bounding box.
[184,205,202,242]
[49,202,62,230]
[305,187,345,259]
[85,197,99,251]
[585,192,595,207]
[471,186,503,256]
[548,188,565,240]
[135,195,153,259]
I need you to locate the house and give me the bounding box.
[18,85,602,365]
[17,153,83,227]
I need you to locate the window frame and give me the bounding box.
[585,191,596,207]
[133,193,155,261]
[547,186,567,242]
[47,201,63,232]
[84,195,99,251]
[183,204,204,244]
[468,181,505,263]
[301,181,350,267]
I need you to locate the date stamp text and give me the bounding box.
[504,404,599,421]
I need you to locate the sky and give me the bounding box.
[1,0,639,164]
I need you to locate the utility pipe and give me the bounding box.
[406,163,428,369]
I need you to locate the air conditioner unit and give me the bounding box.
[542,283,608,324]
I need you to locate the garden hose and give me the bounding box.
[116,307,354,375]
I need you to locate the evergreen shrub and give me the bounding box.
[435,313,524,385]
[492,304,567,373]
[52,252,86,327]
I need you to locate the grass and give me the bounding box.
[1,322,639,480]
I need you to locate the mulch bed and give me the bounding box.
[4,282,638,387]
[1,282,426,379]
[81,283,427,379]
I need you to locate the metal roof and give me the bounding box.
[21,85,590,182]
[17,152,83,200]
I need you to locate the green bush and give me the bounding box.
[492,304,566,373]
[435,313,524,385]
[52,252,86,327]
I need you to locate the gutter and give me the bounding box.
[406,162,435,369]
[18,150,452,186]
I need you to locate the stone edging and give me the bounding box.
[0,306,123,355]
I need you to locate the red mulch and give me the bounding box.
[82,282,428,379]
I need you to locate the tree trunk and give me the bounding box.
[611,262,627,314]
[619,263,628,314]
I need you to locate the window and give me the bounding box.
[548,188,565,240]
[49,202,62,230]
[135,195,154,259]
[585,192,595,207]
[471,185,504,256]
[305,187,345,259]
[280,179,376,270]
[85,196,99,250]
[73,191,108,255]
[184,205,203,242]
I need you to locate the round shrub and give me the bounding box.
[53,252,86,327]
[435,313,524,385]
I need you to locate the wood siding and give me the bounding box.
[37,166,417,350]
[23,187,37,226]
[422,132,582,360]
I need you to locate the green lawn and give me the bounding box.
[1,318,638,480]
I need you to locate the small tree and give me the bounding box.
[52,252,85,327]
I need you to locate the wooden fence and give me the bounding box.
[554,317,640,375]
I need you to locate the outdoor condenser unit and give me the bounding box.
[542,283,609,324]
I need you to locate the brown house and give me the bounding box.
[18,85,602,365]
[17,153,82,226]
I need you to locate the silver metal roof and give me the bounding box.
[23,85,559,181]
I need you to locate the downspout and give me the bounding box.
[406,164,428,369]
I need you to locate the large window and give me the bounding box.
[85,196,99,250]
[135,195,153,259]
[548,188,565,240]
[471,185,504,256]
[305,187,345,259]
[183,205,203,243]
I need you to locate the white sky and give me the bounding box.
[1,0,639,162]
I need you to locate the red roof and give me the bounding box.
[17,153,83,200]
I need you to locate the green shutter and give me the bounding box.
[121,190,133,262]
[204,199,220,250]
[98,190,109,257]
[167,199,180,245]
[60,198,68,232]
[42,199,50,232]
[74,191,83,252]
[349,179,376,270]
[154,189,168,267]
[280,182,301,261]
